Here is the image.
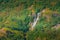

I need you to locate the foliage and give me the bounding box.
[0,0,60,40]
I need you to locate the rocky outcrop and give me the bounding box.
[52,24,60,30]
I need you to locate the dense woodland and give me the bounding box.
[0,0,60,40]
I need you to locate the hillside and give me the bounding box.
[0,0,60,40]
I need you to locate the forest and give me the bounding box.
[0,0,60,40]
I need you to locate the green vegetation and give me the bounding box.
[0,0,60,40]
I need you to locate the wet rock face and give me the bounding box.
[52,14,59,17]
[52,13,60,17]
